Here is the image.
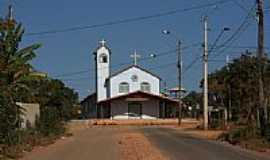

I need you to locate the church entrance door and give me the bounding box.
[128,103,142,119]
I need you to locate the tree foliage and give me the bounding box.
[0,16,78,154]
[207,52,270,128]
[183,91,201,108]
[0,18,42,146]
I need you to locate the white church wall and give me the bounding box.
[111,100,128,118]
[142,99,159,118]
[96,46,110,102]
[110,67,160,98]
[110,98,160,119]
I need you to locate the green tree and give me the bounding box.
[19,78,79,136]
[207,52,269,130]
[0,18,41,145]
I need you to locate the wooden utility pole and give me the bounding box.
[203,16,209,130]
[177,40,183,126]
[257,0,268,129]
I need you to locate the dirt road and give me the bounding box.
[21,127,120,160]
[21,126,270,160]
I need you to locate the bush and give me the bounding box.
[36,105,66,137]
[222,126,259,144]
[0,93,21,146]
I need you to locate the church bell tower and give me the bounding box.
[94,40,111,102]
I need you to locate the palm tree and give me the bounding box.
[0,17,41,145]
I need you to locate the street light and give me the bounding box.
[162,29,179,40]
[162,29,183,126]
[209,27,231,54]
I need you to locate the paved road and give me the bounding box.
[21,127,120,160]
[141,127,270,160]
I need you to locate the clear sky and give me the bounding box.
[0,0,269,100]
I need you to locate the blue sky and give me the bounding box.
[0,0,269,99]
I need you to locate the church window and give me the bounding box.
[131,75,138,82]
[141,82,151,92]
[119,82,129,93]
[99,54,108,63]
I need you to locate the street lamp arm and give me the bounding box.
[209,27,230,55]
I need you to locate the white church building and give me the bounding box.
[81,40,178,119]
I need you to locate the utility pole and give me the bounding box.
[226,55,232,121]
[7,5,14,21]
[257,0,268,131]
[203,16,209,130]
[161,29,183,125]
[177,40,183,126]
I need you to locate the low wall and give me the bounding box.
[16,102,40,128]
[66,120,91,132]
[88,118,200,126]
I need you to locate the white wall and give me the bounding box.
[110,98,160,119]
[96,46,110,102]
[110,66,160,98]
[142,99,159,118]
[111,100,128,117]
[16,102,40,128]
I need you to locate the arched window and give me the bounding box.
[141,82,151,92]
[119,82,129,93]
[99,54,108,63]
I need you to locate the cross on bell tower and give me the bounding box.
[130,50,141,65]
[99,39,106,47]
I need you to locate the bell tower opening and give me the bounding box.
[99,54,108,63]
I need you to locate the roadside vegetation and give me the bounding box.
[0,16,79,159]
[206,51,270,151]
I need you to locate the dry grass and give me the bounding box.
[165,121,225,140]
[181,129,225,140]
[66,120,92,133]
[116,130,168,160]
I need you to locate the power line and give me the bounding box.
[209,3,256,58]
[52,42,201,78]
[66,44,262,82]
[232,0,257,20]
[25,0,233,37]
[182,4,257,75]
[183,55,201,74]
[212,45,269,49]
[212,22,253,58]
[62,61,177,82]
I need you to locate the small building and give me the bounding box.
[16,102,40,128]
[81,40,178,119]
[167,87,186,100]
[81,93,97,119]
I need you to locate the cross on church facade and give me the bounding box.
[130,50,141,65]
[99,39,106,46]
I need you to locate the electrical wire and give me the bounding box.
[209,3,257,58]
[181,4,257,75]
[52,42,201,78]
[25,0,233,37]
[62,62,177,82]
